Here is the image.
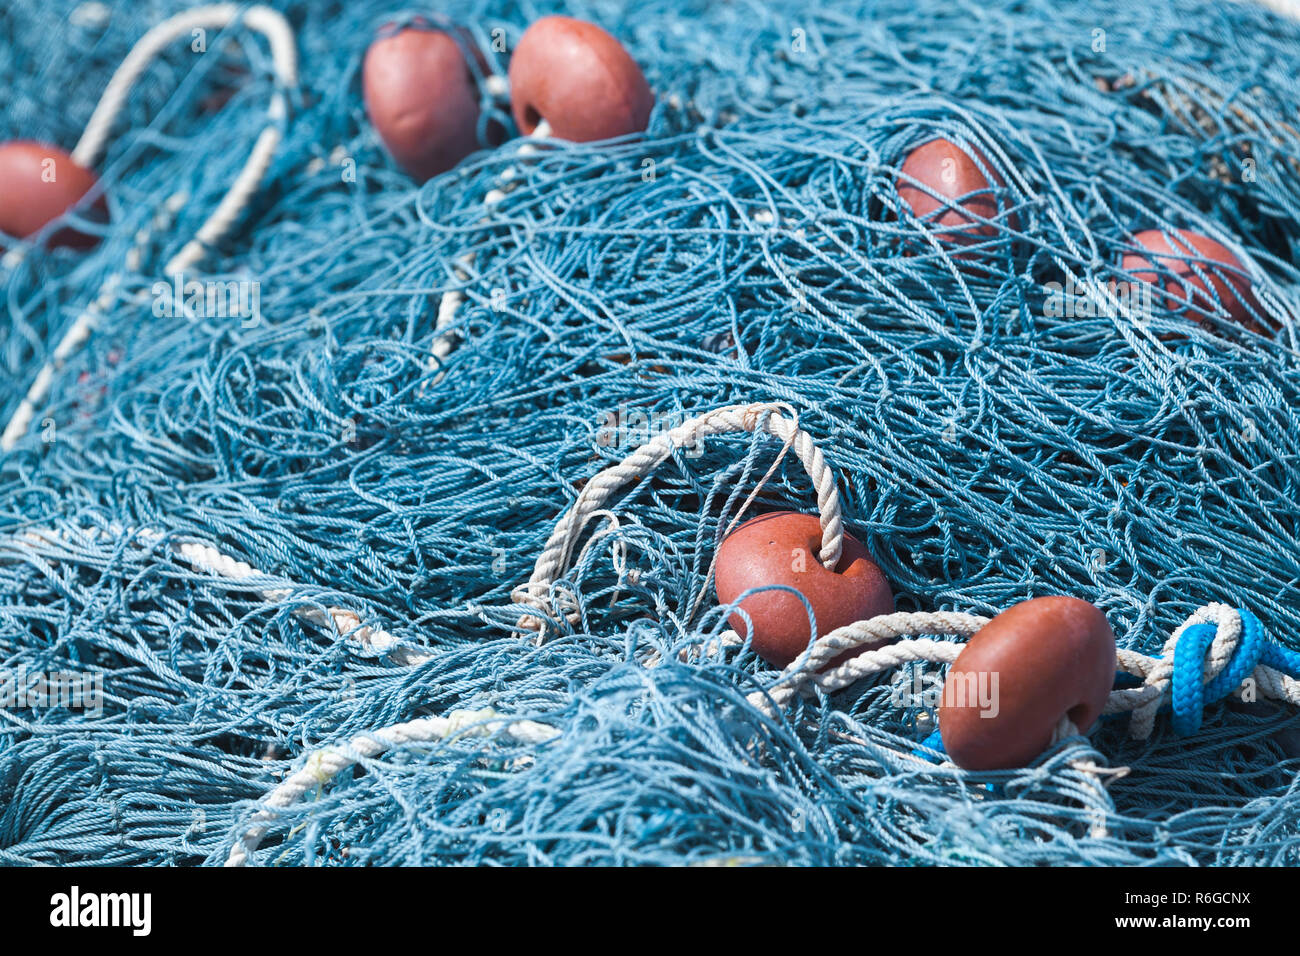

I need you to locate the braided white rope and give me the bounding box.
[223,708,559,866]
[1101,602,1300,736]
[746,611,986,713]
[1,280,122,452]
[1,5,296,453]
[1243,0,1300,21]
[513,401,844,634]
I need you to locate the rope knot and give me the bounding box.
[739,403,772,434]
[1169,605,1265,736]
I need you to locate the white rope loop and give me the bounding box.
[512,401,845,633]
[73,3,298,275]
[1,5,297,453]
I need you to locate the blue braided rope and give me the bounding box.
[1172,609,1300,736]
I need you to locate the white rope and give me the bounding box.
[747,610,986,713]
[1099,602,1300,738]
[165,535,430,664]
[1,188,194,450]
[2,5,296,453]
[0,280,122,451]
[512,401,845,634]
[1240,0,1300,21]
[222,600,1299,863]
[425,120,553,384]
[224,708,559,865]
[73,3,297,275]
[746,602,1300,736]
[12,524,428,664]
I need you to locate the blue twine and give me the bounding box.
[2,0,1300,865]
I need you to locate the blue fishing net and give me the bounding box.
[2,0,1300,866]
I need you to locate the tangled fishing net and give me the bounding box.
[2,0,1300,866]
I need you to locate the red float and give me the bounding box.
[1122,228,1261,330]
[0,141,106,250]
[897,137,1009,246]
[364,23,490,182]
[508,16,653,141]
[939,596,1116,771]
[714,511,894,668]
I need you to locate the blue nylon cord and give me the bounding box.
[1172,610,1300,736]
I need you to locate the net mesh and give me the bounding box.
[1,0,1299,865]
